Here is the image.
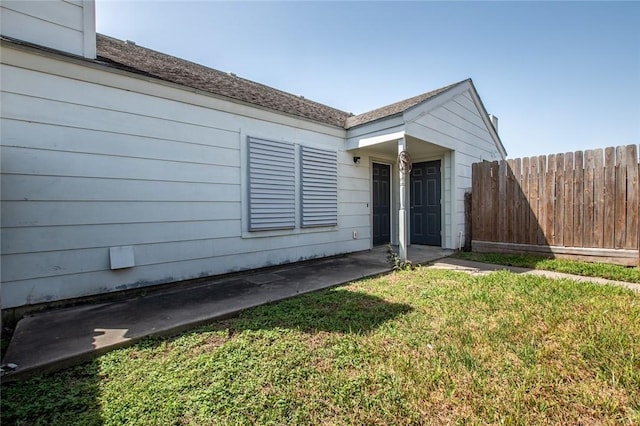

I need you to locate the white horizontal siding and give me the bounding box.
[2,91,240,149]
[2,0,83,30]
[2,201,239,227]
[3,146,239,183]
[1,237,369,308]
[2,221,372,284]
[1,119,239,163]
[2,220,241,254]
[2,65,248,134]
[1,175,240,202]
[0,1,84,55]
[402,90,502,249]
[0,44,375,308]
[408,114,497,161]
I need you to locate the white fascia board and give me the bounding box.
[346,114,405,139]
[346,130,406,151]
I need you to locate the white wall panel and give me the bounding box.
[0,6,83,55]
[1,119,239,163]
[2,0,83,30]
[1,201,239,227]
[0,175,240,202]
[0,43,371,308]
[2,220,241,254]
[2,146,239,184]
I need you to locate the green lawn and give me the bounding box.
[2,268,639,425]
[457,251,640,283]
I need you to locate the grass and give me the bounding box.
[2,268,639,425]
[456,251,640,283]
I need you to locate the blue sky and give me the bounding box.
[95,1,639,159]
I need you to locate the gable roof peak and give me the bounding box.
[345,79,471,129]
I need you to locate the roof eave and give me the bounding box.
[1,37,348,133]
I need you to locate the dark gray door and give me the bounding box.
[410,160,441,246]
[372,163,391,245]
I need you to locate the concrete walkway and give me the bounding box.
[427,257,640,292]
[3,249,638,382]
[1,246,452,382]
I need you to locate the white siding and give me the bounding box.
[1,45,370,308]
[406,91,502,249]
[345,85,502,250]
[0,0,95,58]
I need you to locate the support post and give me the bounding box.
[398,138,408,262]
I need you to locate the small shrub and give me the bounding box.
[386,244,414,271]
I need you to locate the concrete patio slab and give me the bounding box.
[1,246,453,382]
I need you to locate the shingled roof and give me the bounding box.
[94,34,465,130]
[96,34,351,127]
[344,81,465,129]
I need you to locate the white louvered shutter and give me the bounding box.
[248,137,295,230]
[301,146,338,227]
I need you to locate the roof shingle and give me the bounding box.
[345,81,466,129]
[96,34,351,127]
[94,34,464,130]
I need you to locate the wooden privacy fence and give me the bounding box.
[471,145,639,266]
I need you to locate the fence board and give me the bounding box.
[471,162,481,241]
[529,158,539,245]
[554,154,565,246]
[470,145,638,265]
[625,145,638,249]
[491,161,499,241]
[583,150,595,248]
[512,158,522,244]
[615,146,627,248]
[603,147,615,248]
[593,149,604,247]
[563,153,574,247]
[505,159,514,243]
[537,155,547,245]
[521,157,531,245]
[545,154,556,245]
[574,151,584,247]
[498,160,507,242]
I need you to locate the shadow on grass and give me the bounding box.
[229,287,413,334]
[1,360,104,425]
[1,286,410,424]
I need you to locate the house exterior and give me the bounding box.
[0,0,506,309]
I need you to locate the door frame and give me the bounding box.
[370,159,393,248]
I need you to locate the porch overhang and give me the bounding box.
[347,129,450,159]
[346,130,406,151]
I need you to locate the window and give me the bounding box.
[247,137,295,231]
